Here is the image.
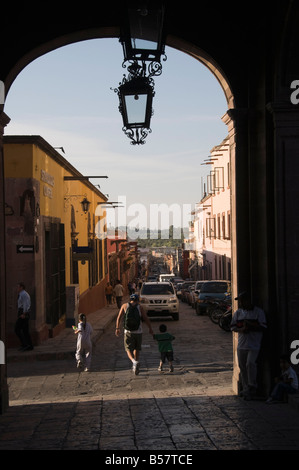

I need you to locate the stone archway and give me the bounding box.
[3,30,238,304]
[0,29,239,410]
[2,2,298,412]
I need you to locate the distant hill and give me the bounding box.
[126,225,187,248]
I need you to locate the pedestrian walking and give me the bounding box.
[115,293,153,375]
[230,291,267,400]
[74,313,93,371]
[128,281,133,295]
[113,280,124,309]
[105,282,113,306]
[15,282,33,351]
[153,324,175,372]
[266,353,298,403]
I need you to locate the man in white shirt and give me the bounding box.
[231,291,267,400]
[113,280,124,309]
[15,282,33,351]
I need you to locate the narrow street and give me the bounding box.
[2,300,299,452]
[7,299,234,406]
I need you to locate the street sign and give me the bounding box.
[17,245,34,253]
[73,246,93,253]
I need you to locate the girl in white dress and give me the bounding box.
[74,313,93,371]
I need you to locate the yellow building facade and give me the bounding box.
[4,135,108,346]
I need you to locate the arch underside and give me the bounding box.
[4,28,234,111]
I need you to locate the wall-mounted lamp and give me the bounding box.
[64,193,91,213]
[80,197,91,214]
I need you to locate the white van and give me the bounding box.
[159,273,175,283]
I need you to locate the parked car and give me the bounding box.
[139,282,179,320]
[180,281,196,302]
[173,277,184,285]
[190,281,205,308]
[175,282,183,299]
[185,285,195,306]
[159,273,176,282]
[195,280,231,315]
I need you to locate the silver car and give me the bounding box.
[140,282,179,321]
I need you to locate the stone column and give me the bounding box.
[223,109,251,293]
[222,108,250,394]
[267,102,299,359]
[0,111,10,414]
[225,100,299,394]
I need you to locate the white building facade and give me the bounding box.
[190,137,231,280]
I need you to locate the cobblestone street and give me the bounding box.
[1,300,299,454]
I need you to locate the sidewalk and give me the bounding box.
[7,301,124,363]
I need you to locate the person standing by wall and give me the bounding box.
[231,291,267,400]
[15,282,33,351]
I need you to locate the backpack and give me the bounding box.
[124,303,141,331]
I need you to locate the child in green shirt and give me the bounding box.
[153,324,175,372]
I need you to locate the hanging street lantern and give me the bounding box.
[120,2,166,63]
[114,2,167,145]
[115,68,155,145]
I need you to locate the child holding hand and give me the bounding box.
[153,324,175,373]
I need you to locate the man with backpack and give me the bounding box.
[115,293,153,375]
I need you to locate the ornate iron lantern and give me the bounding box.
[120,3,166,63]
[80,197,91,214]
[114,62,155,145]
[114,2,166,145]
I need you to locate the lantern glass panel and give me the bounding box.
[131,38,157,52]
[121,6,165,61]
[124,93,148,125]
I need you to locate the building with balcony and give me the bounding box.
[191,137,231,280]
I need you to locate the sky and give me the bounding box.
[3,38,228,232]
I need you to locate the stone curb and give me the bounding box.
[6,303,122,363]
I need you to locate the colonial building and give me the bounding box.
[185,137,231,281]
[4,135,108,346]
[195,137,231,280]
[107,229,138,290]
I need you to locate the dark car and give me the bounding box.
[180,281,196,302]
[195,280,231,315]
[190,281,205,308]
[175,282,183,299]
